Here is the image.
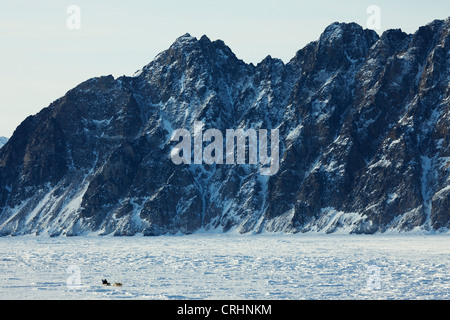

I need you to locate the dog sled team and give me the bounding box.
[102,279,122,287]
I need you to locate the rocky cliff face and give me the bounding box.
[0,19,449,236]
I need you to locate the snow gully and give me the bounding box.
[170,121,280,175]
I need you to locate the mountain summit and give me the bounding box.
[0,19,449,236]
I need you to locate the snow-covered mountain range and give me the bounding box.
[0,19,448,236]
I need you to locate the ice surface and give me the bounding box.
[0,234,448,300]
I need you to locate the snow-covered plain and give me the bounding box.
[0,233,448,300]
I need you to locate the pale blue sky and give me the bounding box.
[1,0,449,137]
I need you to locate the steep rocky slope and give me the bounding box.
[0,19,448,236]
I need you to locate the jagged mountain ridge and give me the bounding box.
[0,18,449,236]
